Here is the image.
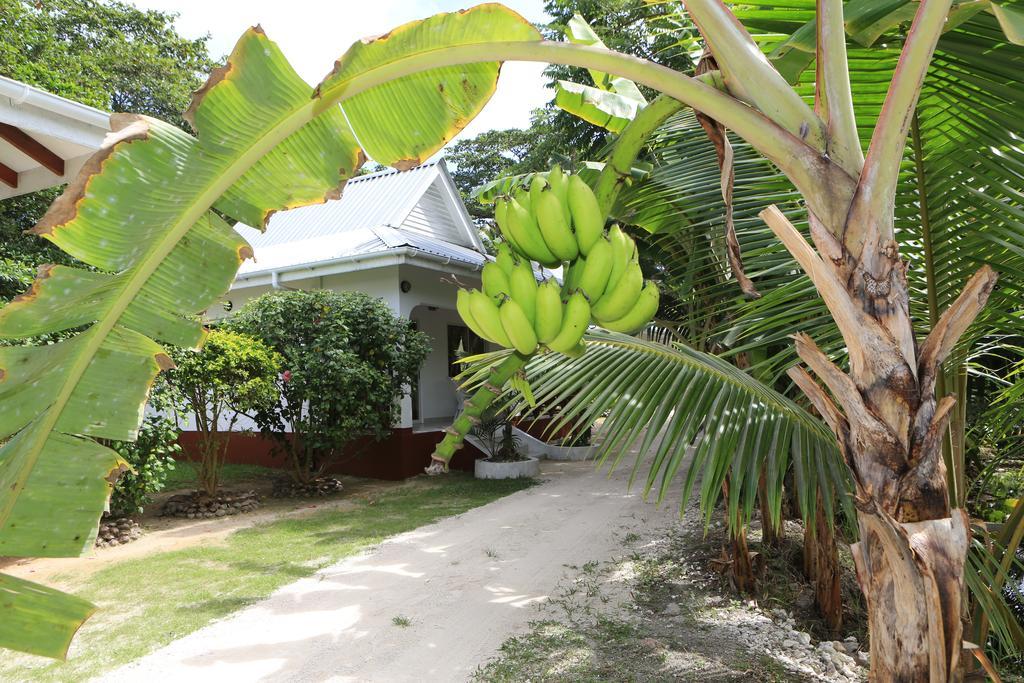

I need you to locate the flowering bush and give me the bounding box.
[228,290,430,483]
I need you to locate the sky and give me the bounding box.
[126,0,556,147]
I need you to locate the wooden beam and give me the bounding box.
[0,161,17,189]
[0,123,64,176]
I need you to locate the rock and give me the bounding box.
[160,490,260,518]
[95,517,142,548]
[782,639,798,649]
[797,631,811,646]
[662,602,681,616]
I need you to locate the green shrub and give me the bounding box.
[108,377,183,517]
[169,329,281,495]
[228,290,430,483]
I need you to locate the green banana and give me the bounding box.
[563,258,584,296]
[592,259,643,322]
[605,224,633,292]
[535,188,579,261]
[567,175,603,256]
[577,235,613,302]
[562,340,586,359]
[600,280,660,334]
[495,242,516,277]
[513,185,531,214]
[457,288,492,344]
[499,297,539,355]
[547,165,572,224]
[507,198,560,266]
[482,262,511,301]
[529,174,547,211]
[509,258,538,325]
[547,290,591,354]
[469,288,513,347]
[534,279,563,344]
[494,197,524,255]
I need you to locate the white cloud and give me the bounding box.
[127,0,554,147]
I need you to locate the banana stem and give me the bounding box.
[425,353,529,474]
[593,94,684,216]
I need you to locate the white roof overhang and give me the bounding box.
[0,76,110,199]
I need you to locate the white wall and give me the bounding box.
[190,261,482,431]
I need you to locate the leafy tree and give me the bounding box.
[0,0,213,126]
[227,290,430,484]
[0,0,214,301]
[169,330,281,496]
[447,128,542,217]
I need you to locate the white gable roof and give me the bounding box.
[235,159,485,279]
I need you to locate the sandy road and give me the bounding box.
[99,460,683,682]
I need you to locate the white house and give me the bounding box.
[216,159,490,433]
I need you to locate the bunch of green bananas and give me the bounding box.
[457,168,659,358]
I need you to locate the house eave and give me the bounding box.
[231,246,484,291]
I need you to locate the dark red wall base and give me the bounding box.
[177,428,486,481]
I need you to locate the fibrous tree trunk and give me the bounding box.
[804,492,843,634]
[722,477,757,594]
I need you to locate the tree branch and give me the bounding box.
[684,0,826,151]
[814,0,863,176]
[918,265,998,398]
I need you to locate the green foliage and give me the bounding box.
[0,0,214,302]
[169,329,280,494]
[107,377,183,518]
[541,0,697,162]
[0,0,213,127]
[228,290,430,483]
[470,408,524,462]
[447,128,549,218]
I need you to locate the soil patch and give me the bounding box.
[0,474,400,589]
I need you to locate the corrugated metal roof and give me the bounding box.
[236,161,443,249]
[237,225,487,278]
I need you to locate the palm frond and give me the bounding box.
[458,330,851,533]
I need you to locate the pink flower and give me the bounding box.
[282,370,292,383]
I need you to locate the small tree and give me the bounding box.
[170,329,280,496]
[228,290,430,484]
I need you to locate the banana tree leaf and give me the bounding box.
[0,3,541,657]
[554,80,642,133]
[564,13,647,103]
[317,5,539,168]
[992,1,1024,43]
[458,331,851,533]
[0,574,95,660]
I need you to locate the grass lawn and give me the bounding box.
[2,474,534,682]
[162,461,278,491]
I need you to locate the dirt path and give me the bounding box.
[2,477,400,589]
[99,460,684,682]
